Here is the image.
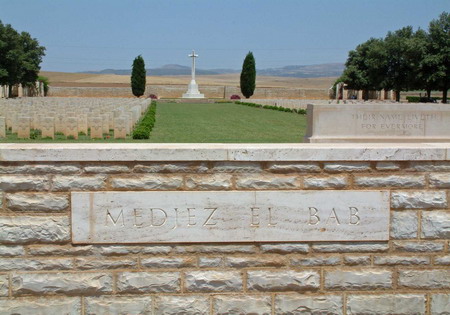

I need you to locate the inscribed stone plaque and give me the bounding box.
[304,103,450,143]
[72,190,390,244]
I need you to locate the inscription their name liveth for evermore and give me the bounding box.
[71,191,390,244]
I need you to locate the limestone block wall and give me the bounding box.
[0,144,449,314]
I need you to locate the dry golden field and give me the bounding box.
[40,71,336,89]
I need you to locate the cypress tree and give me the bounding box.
[131,55,146,97]
[240,51,256,98]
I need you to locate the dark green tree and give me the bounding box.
[340,12,449,102]
[240,51,256,98]
[426,12,450,103]
[0,22,10,87]
[340,38,386,99]
[0,21,22,96]
[409,28,439,99]
[19,31,46,88]
[0,21,45,97]
[381,26,420,101]
[131,55,146,97]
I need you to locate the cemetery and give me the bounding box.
[0,4,449,315]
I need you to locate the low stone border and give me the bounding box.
[0,143,448,161]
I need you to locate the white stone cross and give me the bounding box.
[189,50,198,81]
[182,50,204,98]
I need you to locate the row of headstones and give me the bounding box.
[0,116,129,139]
[0,97,148,109]
[0,107,143,126]
[246,99,400,110]
[1,105,143,132]
[327,100,400,104]
[0,96,145,104]
[0,98,149,139]
[0,83,45,98]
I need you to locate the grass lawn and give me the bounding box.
[149,102,306,143]
[0,102,307,143]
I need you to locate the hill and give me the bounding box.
[258,63,344,78]
[79,63,344,78]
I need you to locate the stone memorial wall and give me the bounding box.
[0,143,449,314]
[305,103,450,143]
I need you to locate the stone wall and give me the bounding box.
[48,85,329,99]
[0,143,449,314]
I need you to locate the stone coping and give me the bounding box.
[0,143,449,161]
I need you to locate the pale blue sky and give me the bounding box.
[1,0,448,72]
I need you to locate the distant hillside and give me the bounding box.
[81,63,344,78]
[83,64,237,76]
[258,63,345,78]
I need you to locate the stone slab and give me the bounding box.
[77,115,88,135]
[64,117,78,139]
[17,117,30,139]
[72,190,390,244]
[305,104,450,143]
[41,117,54,139]
[54,115,65,133]
[114,118,127,139]
[0,117,5,138]
[0,143,448,161]
[90,117,103,139]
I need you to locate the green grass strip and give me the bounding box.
[149,102,306,143]
[132,100,157,139]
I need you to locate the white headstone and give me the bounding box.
[41,117,55,139]
[90,117,103,139]
[114,117,127,139]
[77,115,88,136]
[17,84,23,98]
[101,114,110,134]
[10,113,18,134]
[17,117,30,139]
[64,117,78,139]
[0,117,6,138]
[54,115,65,133]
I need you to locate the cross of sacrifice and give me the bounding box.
[189,50,198,81]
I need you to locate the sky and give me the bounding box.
[1,0,448,72]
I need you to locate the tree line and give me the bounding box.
[338,12,449,103]
[0,20,46,96]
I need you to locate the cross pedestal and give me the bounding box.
[182,50,204,98]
